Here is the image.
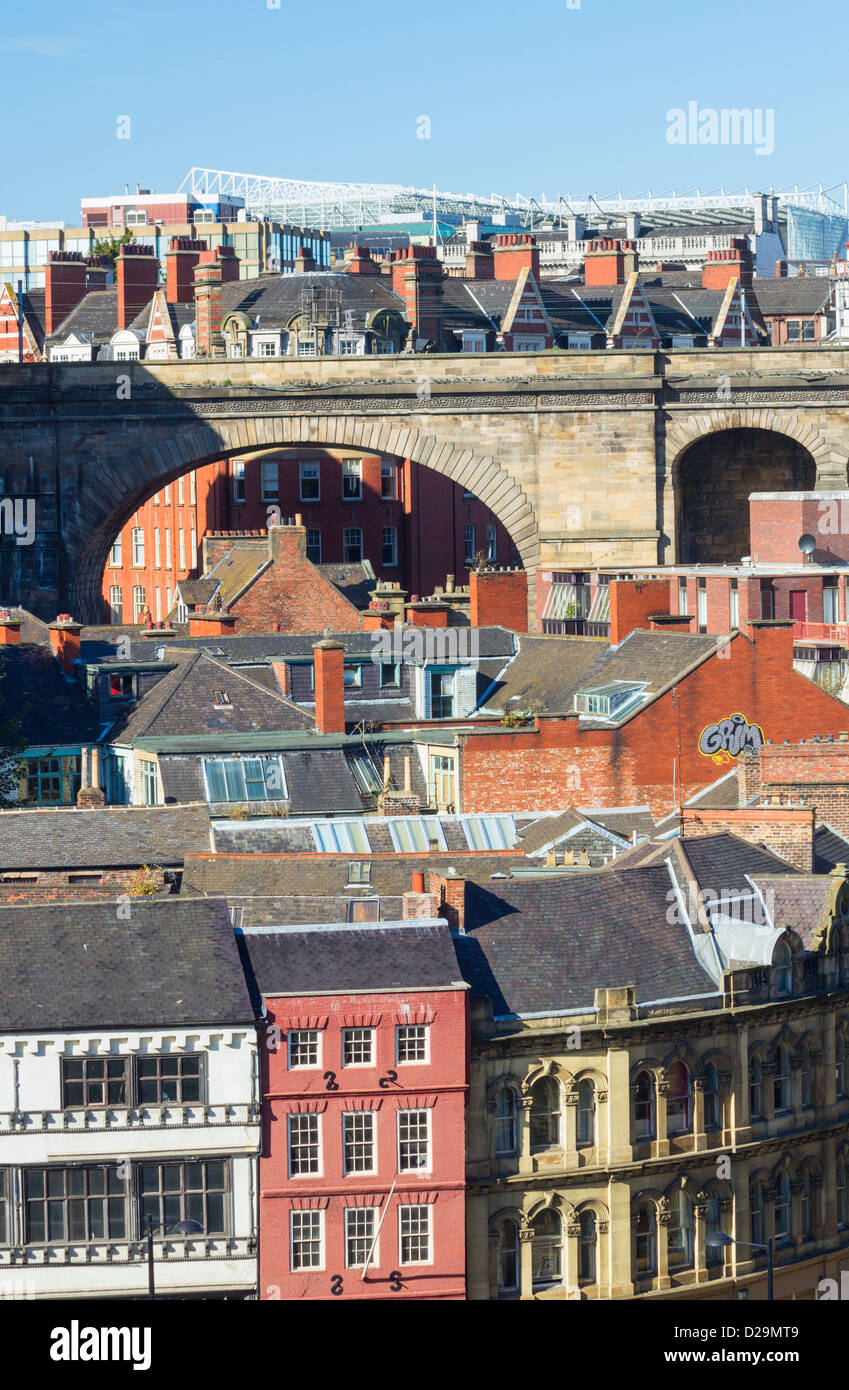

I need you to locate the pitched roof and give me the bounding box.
[0,803,212,870]
[218,271,405,332]
[45,287,119,346]
[477,628,720,720]
[749,874,834,949]
[238,920,464,998]
[181,849,524,899]
[107,650,314,743]
[0,643,100,747]
[455,865,719,1015]
[0,898,254,1031]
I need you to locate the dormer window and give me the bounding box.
[574,681,646,720]
[109,673,134,699]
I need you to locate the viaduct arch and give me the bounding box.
[1,348,849,623]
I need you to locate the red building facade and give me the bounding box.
[101,452,517,623]
[245,920,468,1301]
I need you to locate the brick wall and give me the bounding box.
[741,737,849,838]
[681,806,815,872]
[609,578,670,643]
[226,527,365,634]
[749,493,849,566]
[459,623,849,817]
[469,568,528,631]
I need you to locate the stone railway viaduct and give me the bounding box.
[2,347,849,623]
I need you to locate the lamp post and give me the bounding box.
[146,1216,204,1299]
[704,1231,774,1301]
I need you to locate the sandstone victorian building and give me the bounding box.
[459,834,849,1300]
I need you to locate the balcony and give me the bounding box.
[793,621,849,644]
[0,1102,260,1135]
[0,1234,255,1270]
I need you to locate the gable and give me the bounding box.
[710,277,760,347]
[608,274,660,348]
[501,268,554,337]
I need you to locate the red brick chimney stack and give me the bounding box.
[492,233,540,282]
[48,615,83,676]
[346,245,380,275]
[0,610,22,645]
[465,241,495,280]
[116,244,159,330]
[701,238,753,291]
[313,638,346,735]
[44,252,88,335]
[391,245,443,342]
[166,237,205,304]
[469,567,528,631]
[583,239,639,287]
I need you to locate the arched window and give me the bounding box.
[751,1181,765,1245]
[531,1209,562,1287]
[496,1219,519,1294]
[634,1071,656,1139]
[634,1202,657,1276]
[703,1063,720,1131]
[666,1062,692,1135]
[800,1049,812,1108]
[704,1192,723,1266]
[838,1157,848,1228]
[667,1190,695,1269]
[837,1034,847,1098]
[774,940,793,996]
[576,1079,595,1147]
[750,1056,764,1118]
[529,1077,561,1150]
[773,1044,791,1112]
[774,1172,791,1242]
[578,1210,597,1284]
[494,1087,517,1156]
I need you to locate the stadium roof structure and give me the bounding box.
[178,170,849,257]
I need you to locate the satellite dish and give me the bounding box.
[798,533,816,556]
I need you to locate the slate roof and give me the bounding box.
[0,803,212,870]
[0,898,254,1032]
[238,920,464,999]
[749,277,833,315]
[181,850,524,899]
[157,745,369,811]
[749,874,833,948]
[814,823,849,874]
[614,831,799,891]
[0,643,100,747]
[106,651,314,743]
[80,627,516,667]
[455,865,719,1015]
[231,895,402,926]
[477,629,720,721]
[316,561,376,610]
[218,271,405,331]
[684,772,741,811]
[45,288,118,347]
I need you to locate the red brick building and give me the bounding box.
[241,918,468,1301]
[101,453,515,624]
[462,620,849,818]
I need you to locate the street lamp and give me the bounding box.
[704,1231,774,1301]
[145,1216,204,1299]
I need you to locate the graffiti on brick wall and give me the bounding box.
[698,713,765,765]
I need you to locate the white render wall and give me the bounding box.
[0,1025,260,1299]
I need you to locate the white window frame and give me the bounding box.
[342,1110,377,1175]
[397,1108,432,1173]
[344,1207,378,1269]
[343,527,363,561]
[131,527,145,567]
[233,461,245,503]
[311,819,370,853]
[290,1208,324,1271]
[287,1112,322,1178]
[299,460,320,502]
[396,1025,429,1065]
[261,460,279,501]
[382,526,398,568]
[342,1028,375,1068]
[288,1029,322,1070]
[398,1204,432,1266]
[342,459,362,501]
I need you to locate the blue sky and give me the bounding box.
[4,0,846,221]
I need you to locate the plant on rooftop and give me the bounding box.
[125,864,163,897]
[0,657,27,807]
[501,698,547,728]
[90,229,134,274]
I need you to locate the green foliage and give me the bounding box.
[0,658,26,807]
[125,864,163,897]
[90,229,134,274]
